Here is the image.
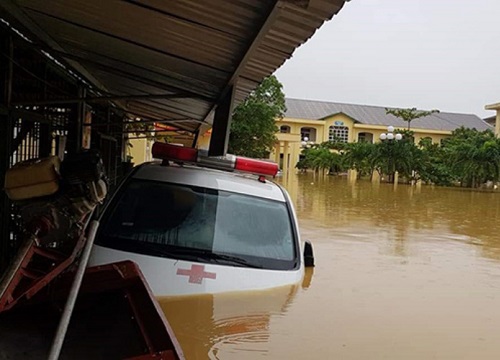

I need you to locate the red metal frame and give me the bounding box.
[0,229,87,312]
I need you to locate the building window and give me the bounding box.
[300,127,316,142]
[280,125,290,133]
[329,126,349,143]
[357,132,373,143]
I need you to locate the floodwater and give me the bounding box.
[158,174,500,359]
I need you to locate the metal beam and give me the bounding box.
[114,129,181,135]
[28,6,228,74]
[0,0,110,93]
[47,49,216,101]
[18,36,219,100]
[84,117,189,127]
[12,92,192,106]
[126,100,204,121]
[10,108,52,124]
[124,105,197,132]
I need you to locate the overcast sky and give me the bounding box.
[274,0,500,118]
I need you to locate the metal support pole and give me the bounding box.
[208,85,235,156]
[47,219,100,360]
[67,86,85,154]
[191,129,200,148]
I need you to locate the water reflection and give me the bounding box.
[158,284,300,359]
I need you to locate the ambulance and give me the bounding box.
[89,143,314,296]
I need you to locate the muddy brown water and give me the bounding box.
[159,174,500,359]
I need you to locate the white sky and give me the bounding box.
[274,0,500,118]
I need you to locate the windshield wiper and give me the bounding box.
[103,236,263,268]
[164,246,263,269]
[196,251,263,269]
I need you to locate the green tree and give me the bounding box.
[442,127,500,187]
[341,142,376,178]
[296,141,346,174]
[228,75,285,158]
[300,146,343,173]
[385,107,439,131]
[416,137,453,186]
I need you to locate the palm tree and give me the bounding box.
[341,142,376,178]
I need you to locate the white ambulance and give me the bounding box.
[89,143,314,296]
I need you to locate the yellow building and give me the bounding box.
[485,102,500,137]
[128,98,493,169]
[272,98,493,173]
[127,138,154,165]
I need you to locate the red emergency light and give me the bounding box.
[235,157,278,177]
[151,142,278,177]
[152,142,197,163]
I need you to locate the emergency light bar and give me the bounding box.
[152,142,197,163]
[151,142,278,177]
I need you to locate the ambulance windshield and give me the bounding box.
[96,179,298,270]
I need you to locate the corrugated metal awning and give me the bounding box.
[0,0,346,133]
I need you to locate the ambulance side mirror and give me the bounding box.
[304,240,314,267]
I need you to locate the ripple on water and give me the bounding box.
[208,311,289,358]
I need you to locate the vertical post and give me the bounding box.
[274,142,281,164]
[39,122,51,157]
[0,34,14,271]
[371,170,380,183]
[283,141,289,175]
[495,110,500,138]
[208,85,235,157]
[191,129,200,149]
[67,86,85,154]
[348,169,357,182]
[39,61,51,157]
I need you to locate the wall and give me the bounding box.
[128,138,153,165]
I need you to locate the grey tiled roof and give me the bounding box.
[285,98,493,132]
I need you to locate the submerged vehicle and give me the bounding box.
[89,143,314,296]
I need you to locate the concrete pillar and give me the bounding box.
[274,142,281,164]
[283,141,289,175]
[348,169,357,182]
[290,142,299,173]
[416,179,422,191]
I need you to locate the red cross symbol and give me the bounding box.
[176,264,217,284]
